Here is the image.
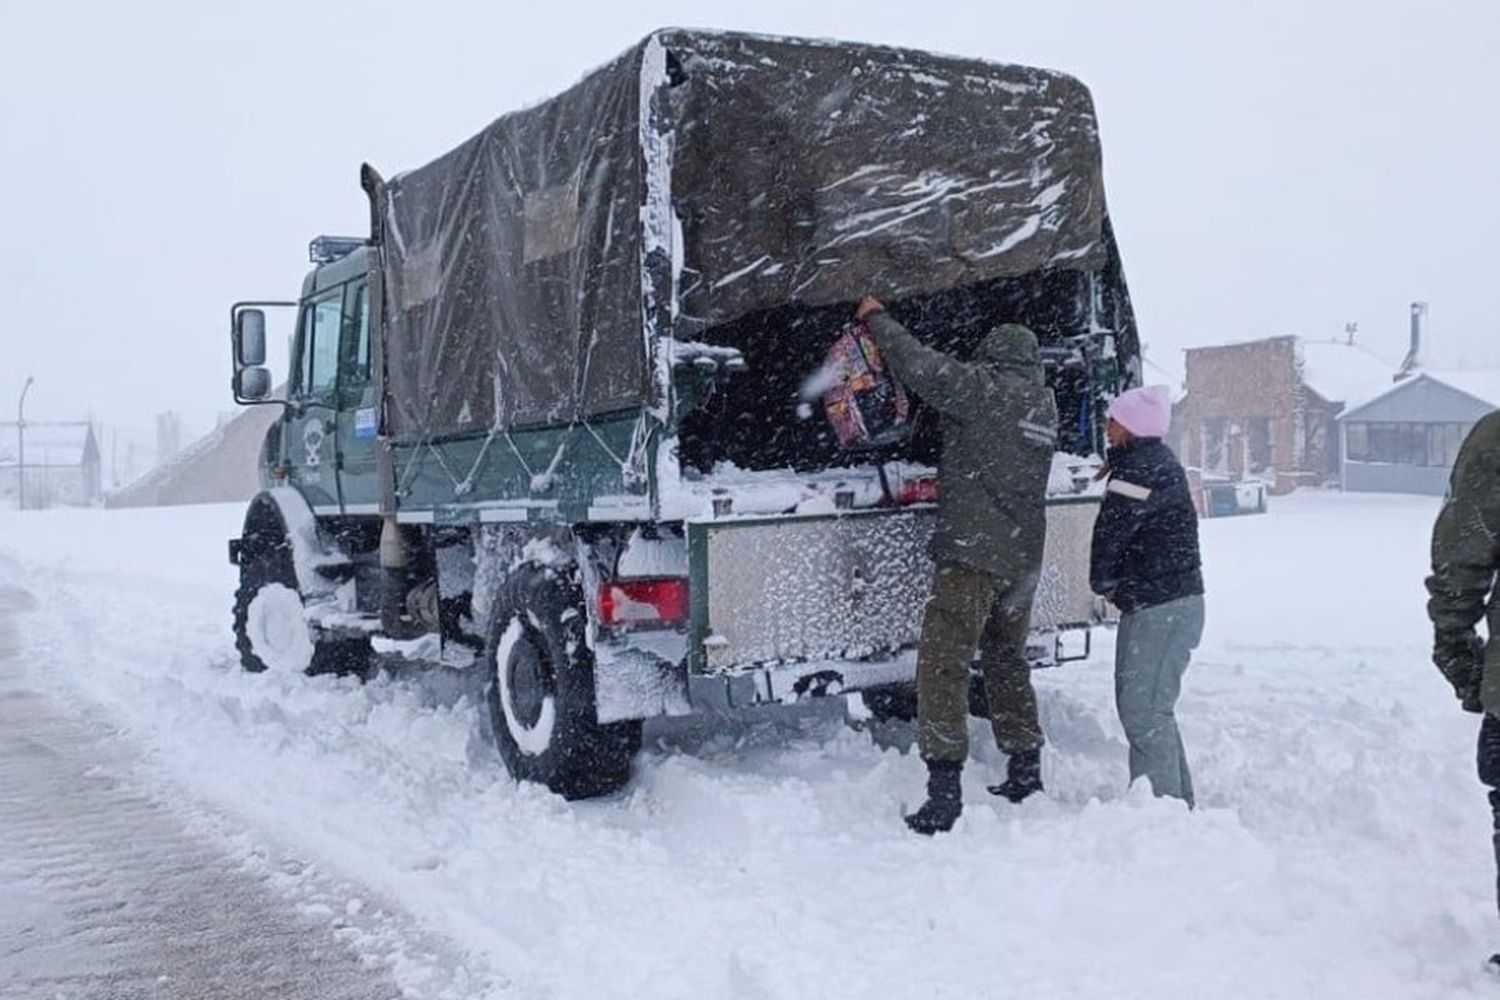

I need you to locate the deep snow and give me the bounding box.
[0,491,1496,999]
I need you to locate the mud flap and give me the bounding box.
[593,644,692,724]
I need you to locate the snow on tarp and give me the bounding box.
[377,29,1116,442]
[667,32,1107,320]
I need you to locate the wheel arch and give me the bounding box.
[239,488,340,597]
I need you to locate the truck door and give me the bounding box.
[334,278,379,512]
[285,289,343,511]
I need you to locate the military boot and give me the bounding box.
[905,760,963,835]
[988,747,1043,803]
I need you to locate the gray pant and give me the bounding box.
[1114,594,1204,805]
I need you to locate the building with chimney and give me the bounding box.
[1334,300,1500,495]
[1173,334,1395,500]
[1337,372,1500,494]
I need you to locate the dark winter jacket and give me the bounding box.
[1090,437,1203,614]
[866,311,1058,585]
[1426,410,1500,713]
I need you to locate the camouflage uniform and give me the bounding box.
[866,312,1058,763]
[1425,410,1500,918]
[1427,411,1500,714]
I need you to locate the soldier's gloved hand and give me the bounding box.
[1434,630,1484,712]
[1461,685,1484,714]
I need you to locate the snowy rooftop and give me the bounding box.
[1340,369,1500,419]
[1178,334,1396,409]
[0,421,96,468]
[1423,370,1500,408]
[1297,339,1396,407]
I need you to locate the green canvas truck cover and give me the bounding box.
[377,29,1127,443]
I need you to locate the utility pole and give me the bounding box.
[17,376,34,511]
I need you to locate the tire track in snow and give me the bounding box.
[0,584,409,1000]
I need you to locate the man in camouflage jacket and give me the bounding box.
[856,296,1058,834]
[1426,409,1500,959]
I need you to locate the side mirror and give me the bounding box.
[236,366,272,401]
[235,309,267,367]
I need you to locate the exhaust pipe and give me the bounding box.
[378,515,413,636]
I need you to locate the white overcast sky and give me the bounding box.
[1,0,1496,438]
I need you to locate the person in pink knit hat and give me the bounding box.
[1090,385,1205,806]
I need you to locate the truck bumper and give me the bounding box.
[594,624,1092,722]
[686,626,1091,714]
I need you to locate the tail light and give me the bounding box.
[598,578,689,629]
[898,476,939,505]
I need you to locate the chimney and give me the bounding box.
[1395,301,1426,381]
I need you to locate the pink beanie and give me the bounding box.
[1107,385,1173,438]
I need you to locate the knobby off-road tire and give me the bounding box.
[232,537,370,677]
[861,683,918,723]
[485,564,641,799]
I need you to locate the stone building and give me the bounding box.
[1173,335,1394,496]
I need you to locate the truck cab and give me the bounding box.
[267,243,379,512]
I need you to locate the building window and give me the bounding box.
[1345,422,1368,461]
[1430,422,1467,468]
[1248,418,1272,474]
[1203,418,1228,475]
[1345,421,1471,467]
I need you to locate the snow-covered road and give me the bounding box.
[0,581,413,999]
[1,492,1496,999]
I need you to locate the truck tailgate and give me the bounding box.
[686,498,1102,671]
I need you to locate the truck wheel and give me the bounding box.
[232,539,370,677]
[861,683,918,723]
[484,564,641,799]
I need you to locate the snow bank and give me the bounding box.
[1,492,1496,999]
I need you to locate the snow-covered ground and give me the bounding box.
[0,491,1494,999]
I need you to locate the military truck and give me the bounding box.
[227,29,1140,799]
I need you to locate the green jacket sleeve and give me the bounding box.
[1426,415,1500,640]
[865,311,988,421]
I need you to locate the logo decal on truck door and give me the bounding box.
[303,421,326,468]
